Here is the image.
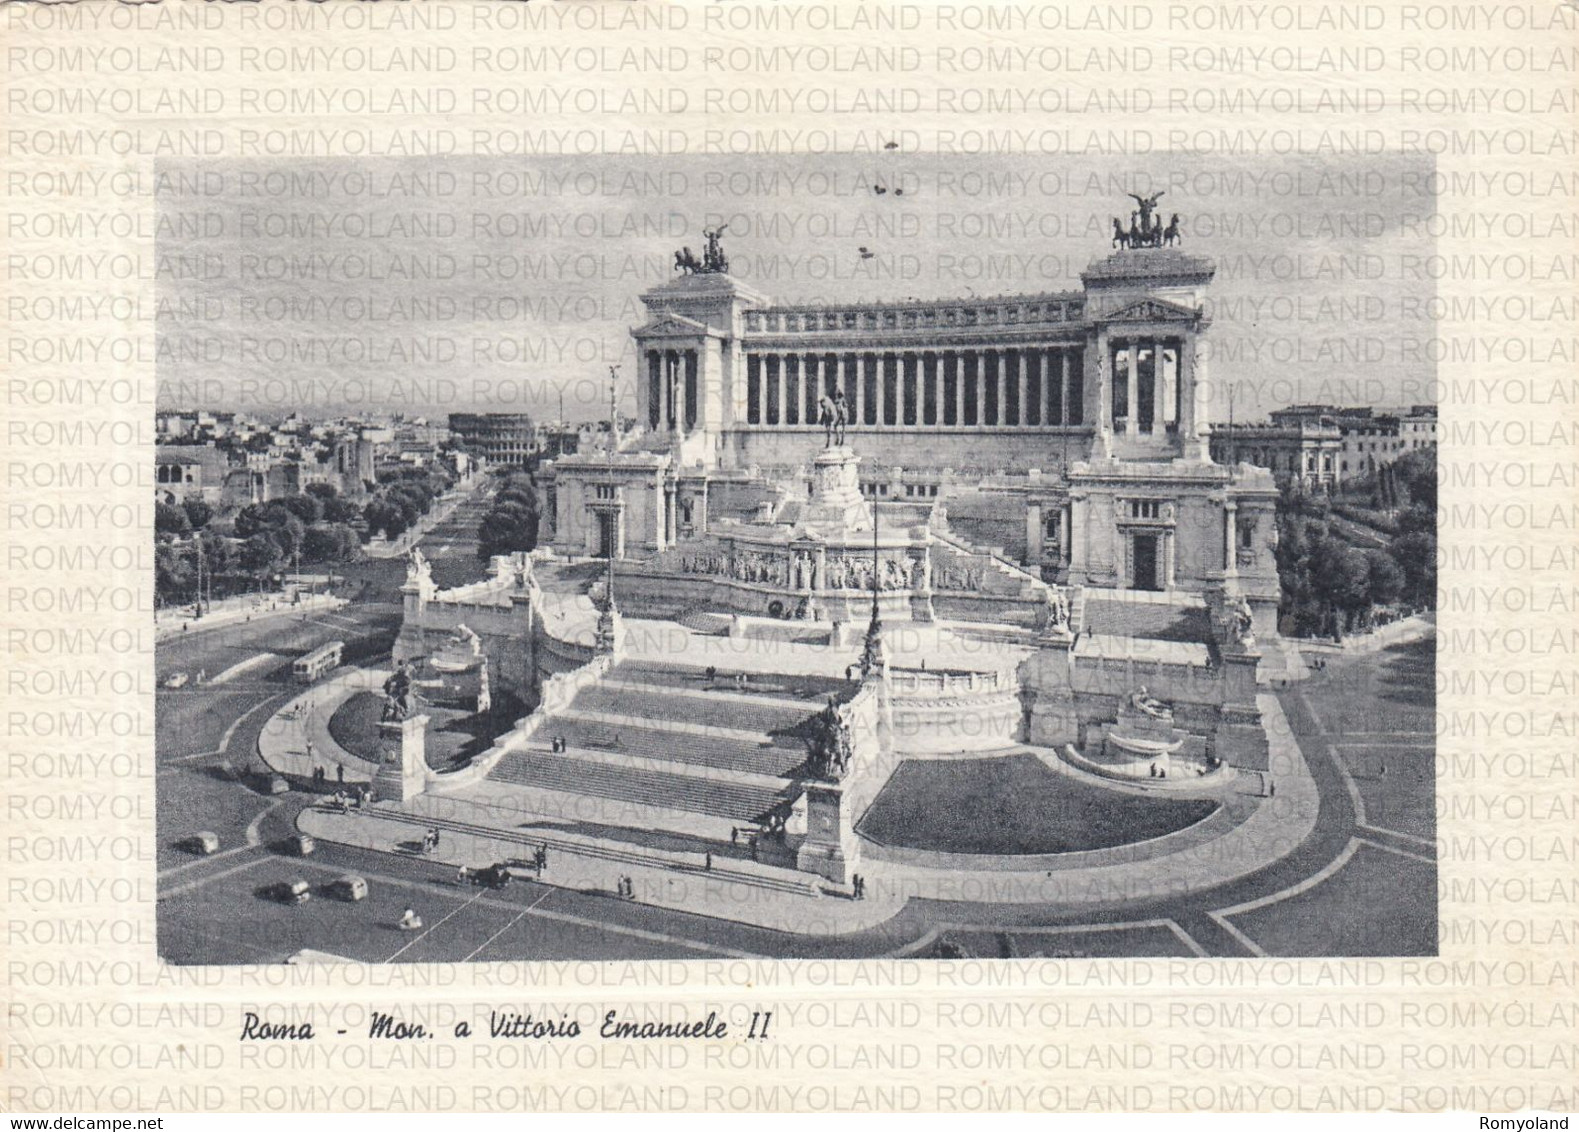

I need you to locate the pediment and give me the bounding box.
[632,313,710,338]
[1105,297,1199,323]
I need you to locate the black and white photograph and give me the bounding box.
[12,0,1577,1118]
[153,151,1438,964]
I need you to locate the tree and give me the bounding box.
[1392,531,1437,610]
[303,522,362,564]
[363,498,410,540]
[1307,535,1370,638]
[155,502,190,536]
[240,532,282,574]
[1364,548,1404,609]
[277,494,324,524]
[477,498,539,558]
[155,541,194,604]
[232,504,270,539]
[322,496,361,524]
[182,498,213,530]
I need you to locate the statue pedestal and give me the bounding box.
[794,782,852,883]
[1215,649,1269,772]
[595,605,624,659]
[804,446,871,531]
[372,714,429,803]
[1020,632,1078,748]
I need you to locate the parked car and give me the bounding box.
[163,672,188,689]
[332,875,368,902]
[271,879,311,904]
[287,833,315,857]
[186,831,220,855]
[266,774,290,795]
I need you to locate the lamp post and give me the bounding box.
[860,486,885,677]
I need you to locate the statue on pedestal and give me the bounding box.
[1042,587,1070,631]
[405,547,433,589]
[1130,685,1172,721]
[1227,593,1256,647]
[818,390,848,447]
[381,664,414,723]
[807,697,853,781]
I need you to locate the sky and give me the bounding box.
[155,150,1435,423]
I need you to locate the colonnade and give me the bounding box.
[1109,336,1187,437]
[745,346,1084,428]
[645,349,698,433]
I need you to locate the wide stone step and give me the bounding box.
[536,715,807,779]
[569,682,818,735]
[609,660,856,701]
[1081,597,1212,644]
[488,748,788,822]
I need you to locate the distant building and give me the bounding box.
[154,446,231,506]
[1209,418,1343,491]
[1400,404,1438,453]
[1250,404,1436,478]
[449,412,535,466]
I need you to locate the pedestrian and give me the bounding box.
[706,665,716,683]
[705,852,712,871]
[432,828,441,849]
[337,763,345,784]
[730,827,738,845]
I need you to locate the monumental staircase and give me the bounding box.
[485,659,850,861]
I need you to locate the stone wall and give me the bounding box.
[730,427,1095,475]
[430,653,613,794]
[886,667,1023,754]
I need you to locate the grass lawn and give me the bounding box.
[857,754,1217,855]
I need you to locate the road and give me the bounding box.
[157,479,1437,960]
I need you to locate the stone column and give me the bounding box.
[658,351,671,431]
[975,351,987,425]
[1224,499,1239,579]
[1093,329,1112,450]
[757,356,769,425]
[1015,350,1027,427]
[953,352,965,425]
[1165,530,1177,588]
[1068,492,1087,579]
[1060,504,1071,564]
[875,353,887,426]
[854,353,866,425]
[1152,338,1168,435]
[1183,332,1208,460]
[929,353,941,426]
[1124,339,1139,436]
[664,480,678,545]
[776,352,787,426]
[994,349,1007,425]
